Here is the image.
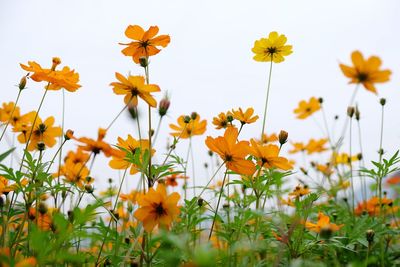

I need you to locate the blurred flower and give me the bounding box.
[257,133,278,145]
[305,138,328,154]
[76,128,114,157]
[339,51,391,94]
[334,152,359,166]
[205,127,255,176]
[355,196,398,216]
[288,184,310,198]
[293,97,321,119]
[134,184,180,232]
[305,212,343,233]
[57,161,90,188]
[249,140,292,170]
[120,25,170,64]
[120,190,142,205]
[170,115,207,139]
[110,73,160,107]
[212,112,233,130]
[252,31,293,63]
[163,170,188,187]
[288,142,306,154]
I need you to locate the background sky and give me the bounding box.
[0,0,399,197]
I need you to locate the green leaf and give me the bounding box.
[0,147,15,162]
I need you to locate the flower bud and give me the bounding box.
[19,76,27,90]
[183,115,191,124]
[366,229,375,244]
[278,130,289,145]
[85,184,94,194]
[320,226,332,240]
[158,96,170,117]
[128,104,139,120]
[139,57,148,68]
[37,142,46,151]
[197,197,204,207]
[51,57,61,71]
[380,98,386,106]
[64,129,74,140]
[318,97,324,104]
[347,106,355,118]
[38,202,48,215]
[227,114,234,123]
[355,106,360,121]
[191,112,198,120]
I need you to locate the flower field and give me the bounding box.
[0,11,399,267]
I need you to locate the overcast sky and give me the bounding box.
[1,0,399,195]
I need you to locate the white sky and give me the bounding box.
[1,0,399,196]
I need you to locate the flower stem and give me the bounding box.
[260,60,273,139]
[0,89,23,143]
[208,168,228,240]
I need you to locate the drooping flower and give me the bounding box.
[205,127,255,176]
[120,25,170,64]
[231,107,259,125]
[110,73,160,107]
[339,51,391,94]
[134,184,180,232]
[252,32,293,63]
[305,212,343,233]
[17,115,62,151]
[20,58,81,92]
[249,139,292,170]
[109,134,154,175]
[169,115,207,139]
[293,97,321,119]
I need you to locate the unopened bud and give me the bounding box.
[197,198,204,207]
[51,57,61,71]
[300,167,308,175]
[355,106,360,121]
[347,106,355,118]
[158,97,170,117]
[208,150,213,157]
[357,153,363,160]
[366,229,375,244]
[19,76,27,90]
[227,115,234,123]
[320,226,332,239]
[85,184,94,194]
[278,130,288,145]
[67,210,74,222]
[190,112,198,120]
[318,97,323,104]
[38,202,48,215]
[37,142,46,151]
[183,116,191,124]
[139,57,148,68]
[380,98,386,106]
[64,129,74,140]
[128,104,139,120]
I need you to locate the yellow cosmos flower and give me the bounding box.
[57,161,90,188]
[169,115,207,139]
[109,134,155,175]
[293,97,321,119]
[249,139,292,170]
[17,115,62,151]
[339,51,391,94]
[110,73,160,107]
[334,152,360,166]
[231,107,259,125]
[20,58,81,92]
[288,184,310,198]
[120,25,170,64]
[252,31,293,63]
[205,127,255,176]
[134,184,180,232]
[75,128,115,157]
[288,142,306,154]
[257,133,278,145]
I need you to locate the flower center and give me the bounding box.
[267,47,277,54]
[357,72,368,82]
[225,154,233,162]
[155,203,166,216]
[130,87,139,96]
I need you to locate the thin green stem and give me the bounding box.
[0,89,23,143]
[261,60,273,139]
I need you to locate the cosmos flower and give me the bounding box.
[169,115,207,139]
[110,73,160,107]
[231,107,259,125]
[293,97,321,119]
[339,51,391,94]
[134,184,180,232]
[252,31,293,63]
[249,139,292,170]
[120,25,170,64]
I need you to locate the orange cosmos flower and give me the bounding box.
[64,149,90,165]
[305,212,343,233]
[231,107,259,125]
[120,25,170,64]
[257,133,278,145]
[249,139,292,170]
[288,142,306,154]
[110,73,160,107]
[212,112,233,130]
[109,134,155,175]
[354,196,398,216]
[252,31,293,63]
[76,128,114,157]
[134,184,180,232]
[20,58,81,92]
[163,170,188,187]
[339,51,391,94]
[293,97,321,119]
[387,173,400,185]
[57,161,90,188]
[305,138,328,154]
[17,115,62,151]
[205,127,255,176]
[169,115,207,139]
[288,184,310,198]
[120,190,142,205]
